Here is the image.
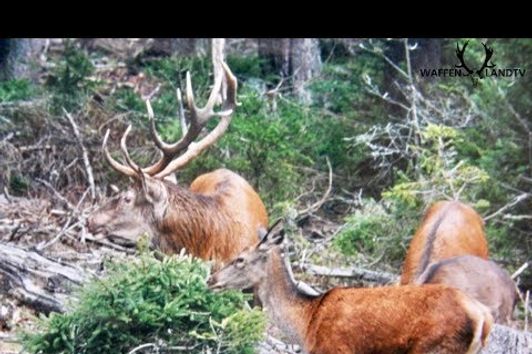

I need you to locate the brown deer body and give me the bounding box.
[400,200,489,285]
[87,62,268,267]
[208,224,493,354]
[415,255,517,325]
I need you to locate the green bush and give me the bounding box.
[382,124,490,208]
[310,51,385,117]
[333,198,415,266]
[0,79,35,102]
[22,252,265,354]
[334,207,388,256]
[46,41,96,112]
[226,55,264,81]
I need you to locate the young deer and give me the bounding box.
[87,61,268,267]
[208,223,493,354]
[415,255,517,325]
[400,200,489,285]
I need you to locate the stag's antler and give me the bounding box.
[455,41,474,76]
[103,61,238,180]
[476,42,496,77]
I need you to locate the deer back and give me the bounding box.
[302,284,492,354]
[415,255,517,324]
[155,169,268,264]
[401,201,489,284]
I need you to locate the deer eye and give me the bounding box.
[124,195,133,203]
[234,257,245,267]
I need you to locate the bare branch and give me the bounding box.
[484,193,531,221]
[297,156,333,219]
[298,262,398,285]
[63,108,96,200]
[512,262,529,280]
[127,343,156,354]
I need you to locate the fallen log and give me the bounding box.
[0,242,89,313]
[298,262,398,285]
[482,324,532,353]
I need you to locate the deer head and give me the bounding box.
[87,61,238,244]
[207,220,284,291]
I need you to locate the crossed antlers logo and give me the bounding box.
[455,41,496,83]
[419,40,525,84]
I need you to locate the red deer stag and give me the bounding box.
[87,62,268,267]
[415,255,517,325]
[208,222,493,354]
[400,200,489,285]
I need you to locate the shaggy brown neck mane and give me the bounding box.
[150,181,235,260]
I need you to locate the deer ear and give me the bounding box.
[258,227,268,242]
[138,174,165,202]
[269,230,285,246]
[258,229,285,252]
[138,174,169,219]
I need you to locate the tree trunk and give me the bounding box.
[410,38,443,73]
[212,38,226,102]
[152,38,205,56]
[290,38,322,103]
[258,38,321,103]
[258,38,291,79]
[0,39,41,81]
[79,39,210,58]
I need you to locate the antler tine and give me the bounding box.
[147,99,190,155]
[146,99,171,151]
[185,71,196,118]
[138,66,226,177]
[153,62,237,179]
[104,60,235,179]
[119,125,141,171]
[186,68,225,124]
[177,88,188,136]
[102,129,138,178]
[139,99,185,176]
[142,97,197,176]
[221,60,238,111]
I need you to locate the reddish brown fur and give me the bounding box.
[87,62,267,267]
[209,235,493,354]
[155,169,268,264]
[400,201,489,285]
[304,285,490,354]
[415,255,517,324]
[88,169,268,268]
